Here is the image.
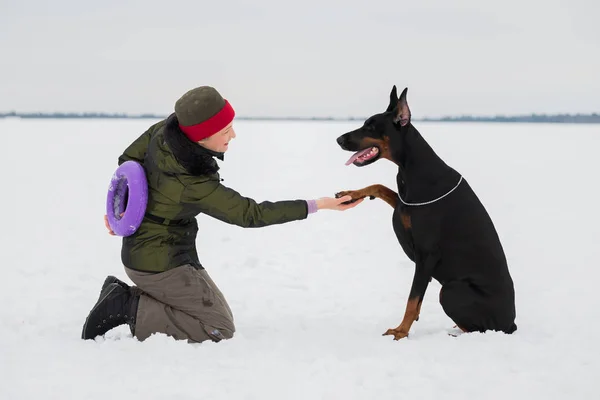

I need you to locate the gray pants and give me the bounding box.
[125,264,235,343]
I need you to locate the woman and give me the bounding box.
[81,86,362,342]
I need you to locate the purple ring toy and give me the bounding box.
[106,161,148,237]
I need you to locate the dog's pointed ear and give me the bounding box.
[386,85,398,112]
[393,87,411,127]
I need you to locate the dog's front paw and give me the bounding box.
[335,190,372,205]
[382,327,409,341]
[335,190,360,204]
[335,190,353,199]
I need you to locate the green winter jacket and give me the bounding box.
[117,114,309,272]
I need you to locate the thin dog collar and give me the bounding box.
[398,176,463,206]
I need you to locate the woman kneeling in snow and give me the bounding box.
[81,86,361,342]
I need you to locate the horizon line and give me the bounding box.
[1,111,599,121]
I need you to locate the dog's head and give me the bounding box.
[336,86,411,167]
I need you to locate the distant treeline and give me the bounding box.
[421,113,600,124]
[0,111,162,119]
[1,111,599,123]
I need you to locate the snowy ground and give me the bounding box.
[1,117,598,399]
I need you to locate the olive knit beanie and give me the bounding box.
[174,86,235,142]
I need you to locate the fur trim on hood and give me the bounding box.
[163,113,224,176]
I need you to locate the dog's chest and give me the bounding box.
[393,206,413,235]
[400,212,412,230]
[392,205,415,258]
[395,181,412,229]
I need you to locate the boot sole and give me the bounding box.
[82,284,119,340]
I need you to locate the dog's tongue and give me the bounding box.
[345,148,372,166]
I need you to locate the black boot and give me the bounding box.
[94,276,131,305]
[81,283,139,340]
[101,275,130,291]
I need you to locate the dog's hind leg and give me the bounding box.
[439,281,484,333]
[439,281,517,334]
[335,184,398,209]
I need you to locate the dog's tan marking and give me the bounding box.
[400,213,411,229]
[382,297,422,340]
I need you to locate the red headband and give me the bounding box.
[179,100,235,142]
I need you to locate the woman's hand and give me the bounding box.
[316,195,364,211]
[104,215,116,235]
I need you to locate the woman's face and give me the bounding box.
[198,122,236,153]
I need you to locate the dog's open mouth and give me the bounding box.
[345,147,380,166]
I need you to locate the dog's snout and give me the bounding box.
[336,135,346,147]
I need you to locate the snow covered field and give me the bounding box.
[1,117,598,399]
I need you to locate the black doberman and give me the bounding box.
[336,86,517,340]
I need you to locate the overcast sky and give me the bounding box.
[1,0,598,118]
